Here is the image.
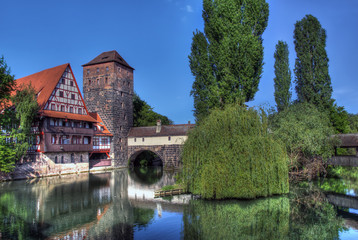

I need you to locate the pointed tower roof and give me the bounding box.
[82,50,134,69]
[16,63,69,109]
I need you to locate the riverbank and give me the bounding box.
[0,159,121,182]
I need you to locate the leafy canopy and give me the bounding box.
[180,104,289,199]
[294,15,332,109]
[274,41,292,112]
[189,0,269,122]
[133,93,173,127]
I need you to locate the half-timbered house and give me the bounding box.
[15,63,112,167]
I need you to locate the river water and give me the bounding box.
[0,167,358,239]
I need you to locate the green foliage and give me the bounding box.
[0,85,39,172]
[289,184,345,239]
[274,41,292,112]
[183,197,290,239]
[348,113,358,133]
[181,104,289,199]
[328,101,350,134]
[0,55,15,108]
[270,102,335,160]
[189,0,269,122]
[294,15,332,109]
[133,92,173,127]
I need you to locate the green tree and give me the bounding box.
[0,55,15,109]
[294,15,332,109]
[189,0,269,122]
[181,104,289,199]
[133,93,173,127]
[274,41,292,112]
[0,61,39,172]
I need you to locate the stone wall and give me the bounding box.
[128,145,183,168]
[0,152,90,181]
[83,61,133,167]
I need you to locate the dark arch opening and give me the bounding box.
[129,150,163,167]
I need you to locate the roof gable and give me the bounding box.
[82,50,134,69]
[15,64,69,109]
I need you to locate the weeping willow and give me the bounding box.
[181,105,289,199]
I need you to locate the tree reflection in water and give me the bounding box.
[182,184,346,240]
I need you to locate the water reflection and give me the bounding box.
[0,168,355,239]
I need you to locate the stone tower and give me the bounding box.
[82,50,134,166]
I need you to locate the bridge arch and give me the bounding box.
[128,148,165,167]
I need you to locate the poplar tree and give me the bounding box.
[274,41,291,112]
[294,15,332,109]
[189,0,269,122]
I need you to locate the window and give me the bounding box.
[93,137,99,146]
[51,135,56,144]
[61,105,65,112]
[55,156,58,163]
[83,136,90,144]
[70,81,74,86]
[71,94,75,100]
[118,67,121,73]
[87,69,90,75]
[101,138,107,145]
[59,91,64,97]
[134,138,136,142]
[71,153,74,163]
[94,126,97,131]
[85,123,90,128]
[50,119,55,126]
[105,77,108,84]
[72,136,79,144]
[61,156,64,163]
[61,78,65,84]
[78,108,82,114]
[106,67,109,72]
[142,138,145,142]
[69,107,73,113]
[168,136,171,141]
[51,104,56,111]
[80,155,83,162]
[97,68,99,73]
[89,80,91,85]
[61,135,70,144]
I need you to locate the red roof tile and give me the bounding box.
[82,50,134,70]
[41,110,98,122]
[128,124,195,137]
[15,64,69,109]
[88,112,113,136]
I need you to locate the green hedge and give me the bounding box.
[181,105,289,199]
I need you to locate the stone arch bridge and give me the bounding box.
[127,122,194,168]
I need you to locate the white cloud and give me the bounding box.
[186,5,193,13]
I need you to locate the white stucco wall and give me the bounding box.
[128,135,188,146]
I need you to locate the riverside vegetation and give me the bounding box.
[180,105,289,199]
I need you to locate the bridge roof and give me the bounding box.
[128,124,195,137]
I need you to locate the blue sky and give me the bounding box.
[1,0,358,124]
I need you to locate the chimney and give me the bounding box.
[156,119,162,133]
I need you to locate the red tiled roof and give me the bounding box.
[128,124,195,137]
[88,112,113,136]
[15,64,69,109]
[82,50,134,70]
[42,110,97,122]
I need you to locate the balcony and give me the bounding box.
[44,144,93,153]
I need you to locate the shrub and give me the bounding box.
[180,104,289,199]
